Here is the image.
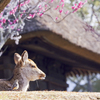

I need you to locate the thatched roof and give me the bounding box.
[15,12,100,75]
[22,13,100,55]
[5,11,100,75]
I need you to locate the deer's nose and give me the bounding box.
[39,72,46,80]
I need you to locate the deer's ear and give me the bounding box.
[21,50,28,63]
[14,53,21,64]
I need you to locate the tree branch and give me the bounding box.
[0,0,11,13]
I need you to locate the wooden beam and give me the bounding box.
[45,76,68,88]
[19,44,100,72]
[5,31,100,64]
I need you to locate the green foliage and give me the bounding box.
[82,7,89,15]
[95,1,100,6]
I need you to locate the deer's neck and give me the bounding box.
[10,71,29,91]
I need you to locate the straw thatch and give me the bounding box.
[22,13,100,55]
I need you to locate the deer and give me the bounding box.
[0,50,46,91]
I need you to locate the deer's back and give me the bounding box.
[0,79,11,91]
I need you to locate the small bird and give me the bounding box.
[12,79,19,90]
[7,79,19,91]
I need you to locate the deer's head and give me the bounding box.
[14,50,46,81]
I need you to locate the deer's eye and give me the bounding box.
[32,66,35,68]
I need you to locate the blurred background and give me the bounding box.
[67,0,100,92]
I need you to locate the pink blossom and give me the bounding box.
[50,0,54,3]
[43,10,45,13]
[39,5,42,8]
[20,14,23,17]
[74,4,77,6]
[25,0,30,4]
[59,9,63,14]
[62,3,64,8]
[11,26,14,29]
[8,20,13,25]
[9,11,12,15]
[10,5,19,15]
[19,3,23,7]
[45,5,48,10]
[72,4,77,10]
[2,19,6,23]
[13,20,17,24]
[39,8,43,12]
[72,1,87,13]
[29,14,35,18]
[17,29,21,31]
[10,0,30,13]
[61,0,64,2]
[29,14,32,17]
[56,17,58,20]
[60,0,64,3]
[73,8,78,13]
[65,11,69,15]
[84,0,87,4]
[0,24,3,28]
[55,5,59,10]
[39,13,43,17]
[77,2,83,8]
[45,5,47,8]
[23,10,25,13]
[72,6,75,9]
[0,13,3,18]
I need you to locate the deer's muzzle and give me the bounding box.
[39,72,46,80]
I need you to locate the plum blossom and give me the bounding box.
[72,0,87,13]
[0,0,87,52]
[59,9,63,14]
[55,5,60,10]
